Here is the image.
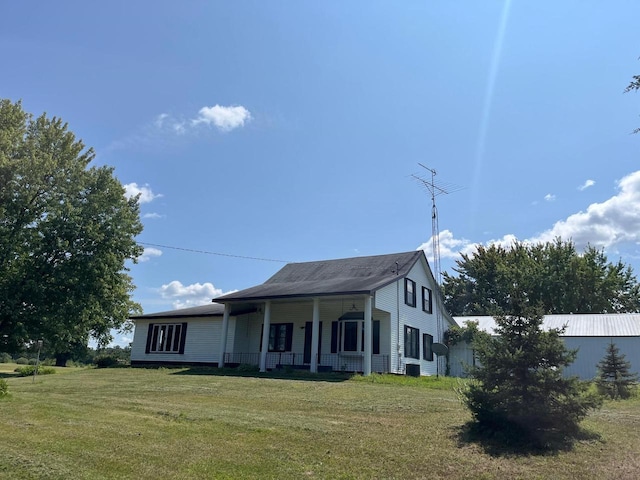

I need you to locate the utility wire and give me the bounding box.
[138,242,291,263]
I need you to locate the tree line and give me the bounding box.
[442,238,640,316]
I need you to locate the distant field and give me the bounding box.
[1,367,639,479]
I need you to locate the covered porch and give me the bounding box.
[217,294,391,375]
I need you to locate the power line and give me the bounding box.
[138,242,291,263]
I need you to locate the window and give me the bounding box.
[404,325,420,359]
[268,323,293,352]
[405,278,416,307]
[423,333,434,361]
[422,287,433,314]
[331,318,380,354]
[145,323,187,354]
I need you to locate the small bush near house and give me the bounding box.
[14,365,56,377]
[0,378,8,397]
[15,357,29,365]
[0,352,12,363]
[93,355,120,368]
[236,364,260,373]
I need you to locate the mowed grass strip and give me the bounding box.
[1,367,639,479]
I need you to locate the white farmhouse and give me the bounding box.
[131,251,454,376]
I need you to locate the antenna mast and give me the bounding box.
[411,163,450,285]
[411,164,462,377]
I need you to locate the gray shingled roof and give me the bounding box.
[214,251,424,302]
[455,314,640,337]
[131,303,226,319]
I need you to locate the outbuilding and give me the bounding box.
[449,314,640,380]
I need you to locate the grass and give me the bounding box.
[0,367,638,479]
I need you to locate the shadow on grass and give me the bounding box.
[454,421,603,456]
[0,372,20,379]
[164,366,355,383]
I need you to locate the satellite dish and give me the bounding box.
[432,343,448,356]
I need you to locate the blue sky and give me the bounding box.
[2,1,639,346]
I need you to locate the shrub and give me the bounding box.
[15,357,29,365]
[0,352,12,363]
[0,378,8,397]
[14,365,56,377]
[28,358,37,365]
[93,355,120,368]
[236,363,259,373]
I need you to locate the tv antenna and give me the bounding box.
[411,163,462,285]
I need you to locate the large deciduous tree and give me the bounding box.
[442,239,640,316]
[0,99,143,364]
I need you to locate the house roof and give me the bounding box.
[131,303,226,320]
[213,251,424,302]
[454,313,640,337]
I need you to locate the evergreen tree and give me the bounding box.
[463,300,602,448]
[596,343,639,399]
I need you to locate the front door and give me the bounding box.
[303,321,322,364]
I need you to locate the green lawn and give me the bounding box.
[1,367,639,479]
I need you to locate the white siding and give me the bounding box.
[448,344,475,377]
[131,316,235,364]
[375,256,444,376]
[375,281,401,373]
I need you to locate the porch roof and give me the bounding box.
[213,251,424,303]
[131,303,226,319]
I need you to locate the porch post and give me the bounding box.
[310,297,320,373]
[259,301,271,372]
[363,294,372,376]
[219,303,230,368]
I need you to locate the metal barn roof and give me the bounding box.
[454,313,640,337]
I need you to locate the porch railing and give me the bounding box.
[223,352,389,374]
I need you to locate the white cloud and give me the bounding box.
[107,105,251,152]
[143,212,164,219]
[418,170,640,262]
[579,179,596,191]
[529,170,640,250]
[159,280,237,309]
[544,193,556,202]
[123,183,162,204]
[417,229,476,260]
[193,105,252,132]
[139,247,163,262]
[154,113,169,128]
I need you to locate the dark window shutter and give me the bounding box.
[285,323,293,351]
[178,323,188,354]
[145,323,154,353]
[259,325,264,352]
[331,321,338,353]
[373,320,380,355]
